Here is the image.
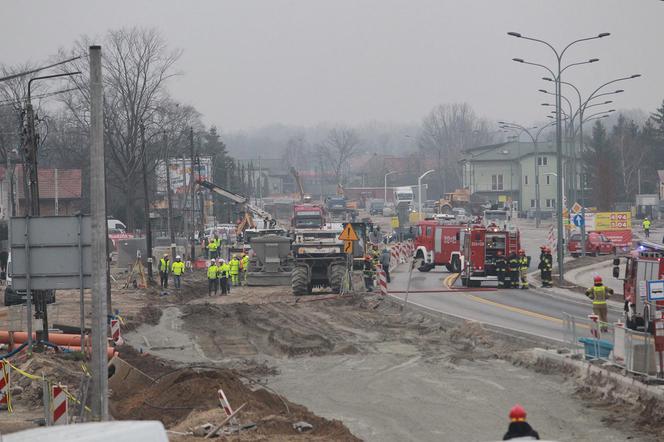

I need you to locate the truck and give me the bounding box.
[326,196,347,216]
[459,224,521,287]
[292,204,325,229]
[414,219,464,273]
[291,226,346,295]
[393,186,414,208]
[612,240,664,333]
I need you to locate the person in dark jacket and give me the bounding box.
[507,252,520,289]
[495,251,507,288]
[503,404,540,440]
[380,247,392,283]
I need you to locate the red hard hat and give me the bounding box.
[509,404,527,422]
[594,275,602,284]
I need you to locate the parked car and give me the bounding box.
[368,199,385,216]
[568,232,615,257]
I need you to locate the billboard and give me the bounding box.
[156,156,213,194]
[570,211,632,247]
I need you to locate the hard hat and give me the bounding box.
[164,253,169,257]
[594,275,602,284]
[509,404,527,422]
[176,255,181,260]
[210,260,215,264]
[364,255,371,260]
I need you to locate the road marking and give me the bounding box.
[466,294,563,324]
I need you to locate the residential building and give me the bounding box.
[6,167,83,217]
[460,141,579,215]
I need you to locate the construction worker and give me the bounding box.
[241,253,250,286]
[380,247,391,283]
[502,404,540,440]
[507,251,519,289]
[643,217,651,238]
[538,246,553,288]
[585,275,614,332]
[229,254,240,286]
[218,258,230,295]
[495,251,506,288]
[207,259,219,296]
[518,249,529,289]
[207,234,219,259]
[363,255,375,292]
[159,254,170,289]
[171,255,185,289]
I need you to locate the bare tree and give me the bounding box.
[59,27,182,228]
[418,103,492,196]
[317,127,360,185]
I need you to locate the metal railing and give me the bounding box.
[562,312,659,378]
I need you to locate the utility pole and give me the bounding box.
[89,45,109,421]
[164,133,176,259]
[141,125,153,282]
[189,128,196,259]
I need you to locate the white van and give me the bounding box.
[108,219,127,233]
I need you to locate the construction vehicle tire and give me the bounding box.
[329,263,345,294]
[292,265,310,296]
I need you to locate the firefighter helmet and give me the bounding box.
[509,404,527,422]
[594,275,602,284]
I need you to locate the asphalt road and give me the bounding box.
[387,267,621,343]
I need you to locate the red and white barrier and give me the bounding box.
[0,360,9,410]
[52,384,68,425]
[218,388,234,418]
[110,319,123,346]
[377,265,388,296]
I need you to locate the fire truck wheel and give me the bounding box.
[329,263,344,294]
[292,265,310,296]
[450,256,461,273]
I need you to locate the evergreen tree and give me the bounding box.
[584,121,616,211]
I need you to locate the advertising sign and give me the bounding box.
[156,156,213,194]
[569,211,632,247]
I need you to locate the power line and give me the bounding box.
[0,87,80,107]
[0,55,81,83]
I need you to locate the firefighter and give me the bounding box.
[495,251,507,288]
[241,253,250,286]
[363,255,375,292]
[229,254,240,286]
[502,404,540,440]
[585,275,614,332]
[642,217,651,238]
[159,254,170,289]
[217,258,229,295]
[538,246,552,288]
[171,255,185,289]
[518,249,529,289]
[508,251,520,289]
[207,234,219,259]
[207,259,219,296]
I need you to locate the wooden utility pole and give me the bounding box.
[141,125,153,281]
[164,133,176,259]
[189,127,196,259]
[89,45,109,421]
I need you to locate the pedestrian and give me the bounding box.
[502,404,540,440]
[159,254,170,289]
[363,255,375,292]
[380,247,391,283]
[171,255,185,289]
[495,251,506,288]
[218,258,229,295]
[538,246,553,288]
[207,259,219,296]
[518,249,529,290]
[229,254,240,286]
[585,275,614,332]
[508,251,519,289]
[643,217,651,238]
[241,252,250,286]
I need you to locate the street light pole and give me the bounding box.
[418,169,435,221]
[384,170,396,203]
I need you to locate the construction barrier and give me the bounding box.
[51,384,68,425]
[110,319,124,346]
[377,265,388,297]
[0,359,9,410]
[217,388,233,417]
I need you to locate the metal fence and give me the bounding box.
[562,312,659,378]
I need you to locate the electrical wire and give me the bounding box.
[0,87,80,107]
[0,56,81,83]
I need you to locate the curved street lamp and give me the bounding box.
[418,169,435,221]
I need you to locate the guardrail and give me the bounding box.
[562,312,659,378]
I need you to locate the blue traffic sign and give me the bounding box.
[573,214,584,227]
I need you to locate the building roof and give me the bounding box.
[461,141,564,162]
[13,167,82,199]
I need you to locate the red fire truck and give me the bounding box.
[460,224,521,287]
[414,219,464,273]
[613,240,664,333]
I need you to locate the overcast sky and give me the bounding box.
[2,0,662,131]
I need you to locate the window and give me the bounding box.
[545,199,556,208]
[546,175,551,185]
[426,226,432,236]
[491,174,503,190]
[524,175,528,185]
[537,156,548,166]
[530,199,535,208]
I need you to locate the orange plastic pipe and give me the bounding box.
[1,331,92,347]
[58,346,117,359]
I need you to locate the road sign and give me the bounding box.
[339,223,359,241]
[343,240,353,254]
[646,280,664,301]
[573,214,584,227]
[571,202,583,214]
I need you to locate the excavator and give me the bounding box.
[196,179,278,235]
[290,167,312,203]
